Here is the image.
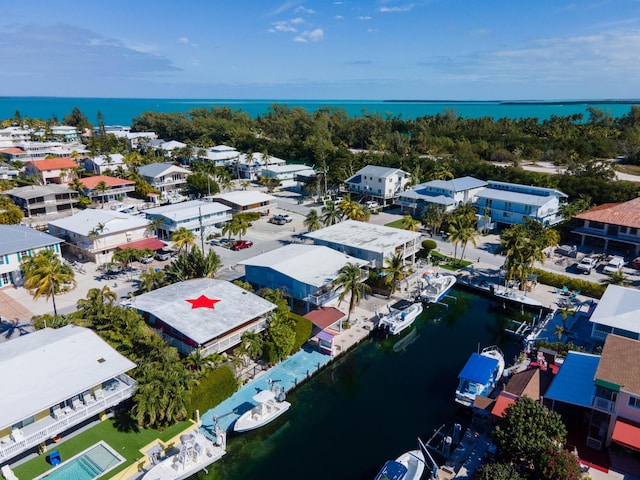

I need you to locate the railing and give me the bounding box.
[0,378,135,460]
[591,396,615,413]
[306,289,340,306]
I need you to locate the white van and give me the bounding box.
[603,256,625,274]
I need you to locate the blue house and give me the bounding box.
[397,176,487,216]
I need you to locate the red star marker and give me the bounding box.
[185,295,220,309]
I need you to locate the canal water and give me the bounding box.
[195,288,526,480]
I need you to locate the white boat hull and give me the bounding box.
[378,302,424,335]
[455,346,505,407]
[494,290,543,308]
[396,449,426,480]
[419,275,456,304]
[234,399,291,433]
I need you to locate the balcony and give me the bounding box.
[306,288,340,306]
[0,374,135,461]
[592,395,615,413]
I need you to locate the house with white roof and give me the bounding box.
[110,130,158,149]
[234,153,286,180]
[589,284,640,342]
[0,325,136,462]
[303,220,422,269]
[344,165,411,205]
[398,176,487,216]
[472,181,567,227]
[239,244,368,312]
[143,200,232,241]
[0,127,30,149]
[138,162,190,201]
[132,279,277,356]
[82,153,127,175]
[261,164,316,189]
[4,184,78,218]
[194,145,240,168]
[211,190,276,215]
[0,225,63,288]
[48,209,151,264]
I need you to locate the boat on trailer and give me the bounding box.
[141,429,226,480]
[374,448,425,480]
[418,273,457,304]
[377,300,424,335]
[234,381,291,433]
[455,346,505,407]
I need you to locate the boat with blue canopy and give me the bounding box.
[455,346,505,407]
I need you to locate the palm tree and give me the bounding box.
[382,254,408,294]
[112,247,139,278]
[146,217,164,238]
[304,209,321,232]
[237,330,264,366]
[421,204,446,235]
[88,222,105,250]
[401,215,420,232]
[321,201,343,226]
[95,180,108,208]
[446,216,467,265]
[429,164,454,181]
[334,262,370,322]
[221,220,237,243]
[69,177,84,194]
[22,250,76,316]
[138,268,167,293]
[171,227,195,254]
[233,216,249,240]
[77,285,117,317]
[600,271,629,286]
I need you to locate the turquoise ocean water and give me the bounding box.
[2,97,639,126]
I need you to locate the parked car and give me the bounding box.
[276,214,293,223]
[364,201,380,210]
[140,255,154,264]
[555,245,578,258]
[269,216,287,225]
[576,255,598,274]
[603,256,625,274]
[231,240,254,251]
[155,248,173,261]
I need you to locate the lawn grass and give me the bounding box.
[13,415,191,480]
[614,163,640,176]
[430,251,472,271]
[384,219,404,229]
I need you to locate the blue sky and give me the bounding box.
[2,0,639,99]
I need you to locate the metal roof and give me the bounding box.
[474,187,556,207]
[0,225,62,256]
[48,209,149,237]
[418,176,487,192]
[212,190,276,206]
[138,162,190,178]
[589,285,640,334]
[132,279,277,345]
[346,165,406,181]
[5,184,74,200]
[0,325,136,430]
[144,200,231,222]
[545,351,599,408]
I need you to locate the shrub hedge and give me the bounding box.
[290,313,313,352]
[421,239,437,251]
[533,269,606,299]
[188,365,237,417]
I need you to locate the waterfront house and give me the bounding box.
[397,176,487,216]
[143,200,232,241]
[194,145,240,168]
[0,225,63,288]
[344,165,410,205]
[4,184,78,218]
[572,197,640,257]
[472,181,567,228]
[82,153,127,175]
[210,190,276,215]
[138,162,190,201]
[261,164,316,189]
[24,157,79,185]
[110,130,158,149]
[78,175,135,203]
[132,279,277,356]
[303,220,422,269]
[0,325,136,463]
[48,125,79,142]
[489,366,553,418]
[234,152,286,180]
[589,284,640,342]
[0,127,30,148]
[48,209,150,264]
[239,244,368,312]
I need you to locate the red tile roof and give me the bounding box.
[575,197,640,228]
[304,307,346,329]
[491,391,518,418]
[29,157,78,171]
[117,238,166,251]
[79,176,134,189]
[0,147,26,154]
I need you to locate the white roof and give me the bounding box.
[88,153,125,166]
[132,279,277,345]
[474,187,556,207]
[144,200,231,222]
[304,220,422,254]
[239,244,368,288]
[212,190,276,206]
[263,164,314,174]
[48,209,149,237]
[590,285,640,334]
[0,225,62,256]
[0,325,136,429]
[138,162,190,179]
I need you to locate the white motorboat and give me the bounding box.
[141,430,226,480]
[374,449,425,480]
[418,273,456,304]
[377,300,424,335]
[234,383,291,433]
[493,289,543,309]
[455,346,505,407]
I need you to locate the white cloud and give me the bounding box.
[468,28,492,38]
[178,37,189,44]
[335,15,344,20]
[378,4,414,13]
[269,20,297,33]
[295,6,316,14]
[290,17,305,24]
[294,28,324,43]
[357,16,372,20]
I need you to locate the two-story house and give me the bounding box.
[4,185,78,219]
[239,244,368,312]
[196,145,240,168]
[345,165,410,205]
[0,225,63,288]
[48,209,150,264]
[210,190,276,215]
[138,162,190,201]
[397,176,487,216]
[0,325,136,462]
[472,181,567,228]
[82,154,127,175]
[24,157,79,185]
[143,200,232,241]
[234,153,286,180]
[261,164,316,189]
[78,176,135,204]
[589,284,640,342]
[572,197,640,257]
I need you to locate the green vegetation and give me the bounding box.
[290,313,314,352]
[429,250,472,270]
[384,219,405,229]
[188,366,238,419]
[22,249,76,316]
[0,195,23,224]
[12,416,191,480]
[533,269,606,298]
[334,262,371,322]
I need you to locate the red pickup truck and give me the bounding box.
[231,240,254,251]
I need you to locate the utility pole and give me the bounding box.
[199,205,205,252]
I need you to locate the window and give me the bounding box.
[1,273,9,285]
[629,396,640,409]
[0,256,4,265]
[20,250,30,258]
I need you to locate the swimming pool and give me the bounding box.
[37,441,124,480]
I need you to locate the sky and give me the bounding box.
[1,0,640,100]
